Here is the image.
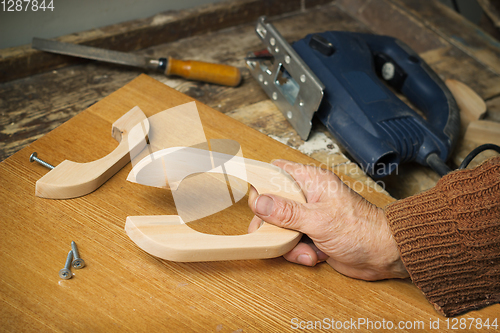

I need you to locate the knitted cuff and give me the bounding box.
[385,157,500,316]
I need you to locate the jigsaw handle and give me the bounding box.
[359,33,460,161]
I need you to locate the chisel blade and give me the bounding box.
[32,37,242,86]
[32,37,152,69]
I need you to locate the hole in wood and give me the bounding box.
[174,172,255,236]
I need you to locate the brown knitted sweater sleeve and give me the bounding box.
[385,157,500,317]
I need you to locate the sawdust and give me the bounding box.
[298,132,340,155]
[268,131,341,155]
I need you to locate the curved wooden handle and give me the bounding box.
[35,106,150,199]
[166,56,242,87]
[125,151,305,262]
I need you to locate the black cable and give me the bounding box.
[458,144,500,170]
[426,153,452,177]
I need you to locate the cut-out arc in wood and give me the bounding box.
[125,147,305,262]
[35,106,150,199]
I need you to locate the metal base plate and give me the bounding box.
[245,16,324,140]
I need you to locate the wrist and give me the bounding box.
[375,209,409,279]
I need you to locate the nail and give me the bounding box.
[297,254,314,266]
[255,195,274,216]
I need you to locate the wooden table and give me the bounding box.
[1,0,499,331]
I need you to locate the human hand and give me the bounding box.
[248,159,409,281]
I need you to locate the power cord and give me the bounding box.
[458,144,500,170]
[426,144,500,176]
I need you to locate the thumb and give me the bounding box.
[251,194,309,233]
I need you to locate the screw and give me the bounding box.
[29,152,55,169]
[59,250,73,280]
[71,241,85,269]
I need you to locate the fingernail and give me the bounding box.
[255,195,274,217]
[297,254,314,266]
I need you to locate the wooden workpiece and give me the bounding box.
[1,0,500,331]
[126,149,305,262]
[35,106,150,199]
[465,119,500,145]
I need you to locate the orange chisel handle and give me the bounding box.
[165,56,242,87]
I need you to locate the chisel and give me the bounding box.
[32,37,242,87]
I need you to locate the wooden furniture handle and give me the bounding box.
[166,56,242,87]
[35,107,150,199]
[125,148,305,262]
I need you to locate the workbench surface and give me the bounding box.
[1,0,500,331]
